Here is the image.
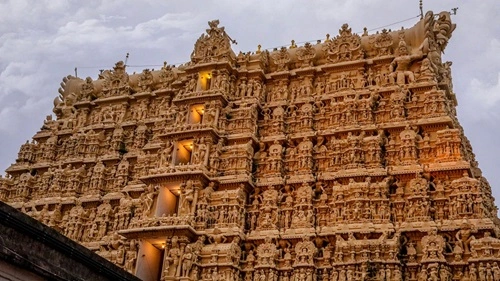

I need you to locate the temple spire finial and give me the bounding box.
[124,52,130,66]
[419,0,424,19]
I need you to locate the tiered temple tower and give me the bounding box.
[2,11,500,281]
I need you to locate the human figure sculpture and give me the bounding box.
[141,185,158,218]
[492,263,500,281]
[417,57,436,82]
[181,245,194,277]
[389,39,423,85]
[125,240,138,273]
[428,266,439,281]
[158,141,173,168]
[163,237,181,278]
[406,242,417,262]
[179,180,195,215]
[209,227,227,245]
[421,228,445,261]
[455,223,476,254]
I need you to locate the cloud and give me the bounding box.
[466,73,500,114]
[456,38,500,122]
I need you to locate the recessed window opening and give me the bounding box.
[174,139,194,165]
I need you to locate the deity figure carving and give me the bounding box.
[65,200,89,241]
[293,237,316,266]
[407,173,429,196]
[389,86,407,120]
[374,29,393,56]
[209,227,227,245]
[256,188,279,230]
[163,236,181,278]
[389,39,423,85]
[421,229,446,262]
[137,68,155,92]
[407,242,417,263]
[179,180,196,215]
[115,195,133,230]
[455,222,477,254]
[101,61,130,97]
[139,185,158,218]
[158,62,177,89]
[158,141,174,168]
[296,42,316,67]
[191,20,234,64]
[398,125,420,165]
[193,138,209,166]
[323,23,363,63]
[417,57,437,82]
[236,79,247,98]
[256,237,278,267]
[124,240,138,274]
[272,47,291,72]
[294,137,314,171]
[180,245,195,277]
[80,77,96,101]
[203,101,218,126]
[96,199,113,237]
[53,92,76,123]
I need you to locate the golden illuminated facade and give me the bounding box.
[2,11,500,281]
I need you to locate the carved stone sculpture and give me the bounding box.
[4,12,500,281]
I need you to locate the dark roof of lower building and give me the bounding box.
[0,201,142,281]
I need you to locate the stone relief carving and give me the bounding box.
[191,19,235,64]
[5,12,500,281]
[323,23,364,63]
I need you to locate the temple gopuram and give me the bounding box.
[2,11,500,281]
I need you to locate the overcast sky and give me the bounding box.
[1,0,499,204]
